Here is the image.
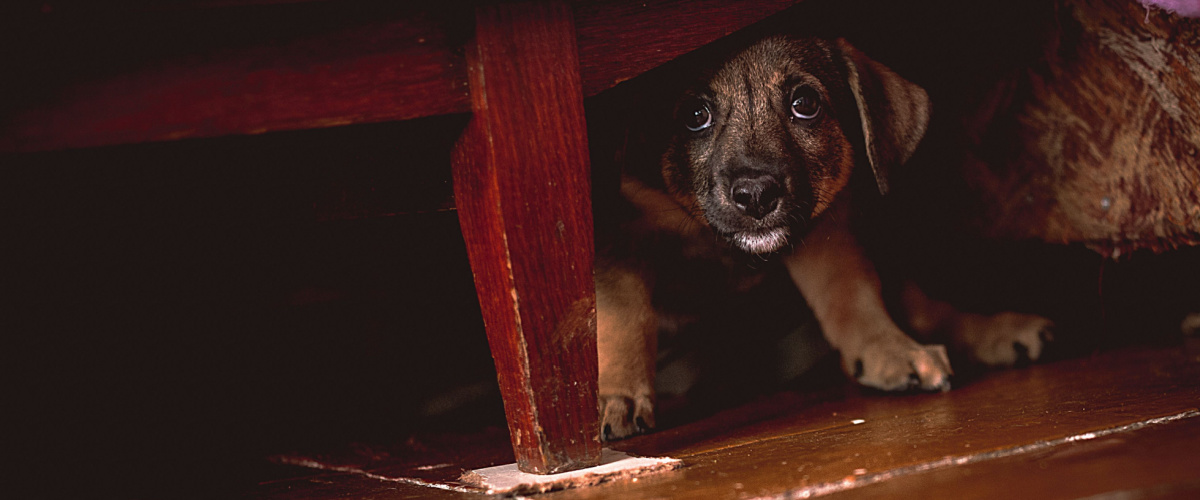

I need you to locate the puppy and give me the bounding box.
[596,35,1053,440]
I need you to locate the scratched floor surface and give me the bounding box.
[256,345,1200,499]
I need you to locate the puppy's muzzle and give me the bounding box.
[714,170,792,254]
[730,173,783,220]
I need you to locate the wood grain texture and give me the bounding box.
[0,0,805,152]
[0,3,471,152]
[259,345,1200,498]
[450,1,601,475]
[823,415,1200,500]
[964,0,1200,255]
[548,348,1200,499]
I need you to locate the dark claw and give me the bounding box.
[854,359,865,379]
[635,416,649,432]
[1013,341,1032,367]
[603,423,613,441]
[907,372,921,389]
[1039,327,1055,343]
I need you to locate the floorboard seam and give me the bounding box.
[761,408,1200,499]
[268,456,484,494]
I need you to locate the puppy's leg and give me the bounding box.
[784,200,951,391]
[901,282,1053,366]
[596,264,657,441]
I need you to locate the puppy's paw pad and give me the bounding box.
[850,340,952,392]
[600,394,654,442]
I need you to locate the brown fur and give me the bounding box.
[595,36,1053,441]
[963,0,1200,256]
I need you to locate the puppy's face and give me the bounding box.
[662,37,855,254]
[661,36,929,254]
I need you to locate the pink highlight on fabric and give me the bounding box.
[1140,0,1200,17]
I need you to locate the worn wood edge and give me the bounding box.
[451,0,601,476]
[450,78,540,477]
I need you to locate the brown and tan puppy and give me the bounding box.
[596,35,1053,441]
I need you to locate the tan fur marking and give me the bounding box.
[784,196,951,391]
[596,264,657,438]
[902,283,1053,366]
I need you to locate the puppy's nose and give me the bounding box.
[730,175,782,220]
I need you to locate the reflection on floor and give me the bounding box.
[258,344,1200,499]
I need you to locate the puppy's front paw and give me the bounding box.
[846,335,952,392]
[958,312,1054,367]
[599,393,654,441]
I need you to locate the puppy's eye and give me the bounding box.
[790,86,821,120]
[682,98,713,132]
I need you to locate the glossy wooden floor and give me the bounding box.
[256,344,1200,499]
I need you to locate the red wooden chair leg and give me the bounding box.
[450,1,601,475]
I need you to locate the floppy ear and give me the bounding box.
[837,38,931,195]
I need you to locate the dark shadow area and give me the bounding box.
[3,115,507,499]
